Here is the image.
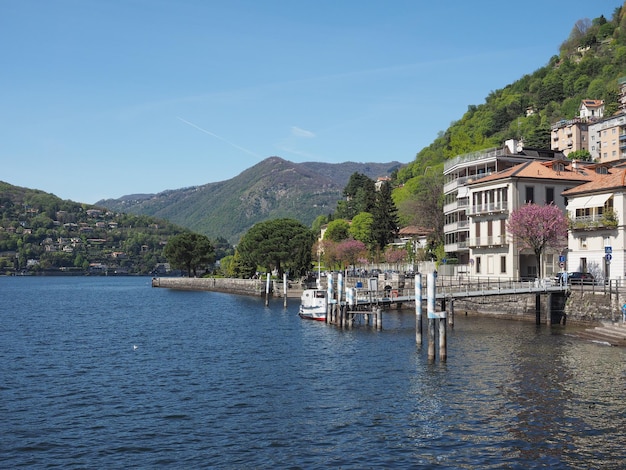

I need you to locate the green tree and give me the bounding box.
[349,212,374,248]
[335,173,376,219]
[163,232,215,277]
[371,181,399,251]
[237,218,314,278]
[324,219,351,242]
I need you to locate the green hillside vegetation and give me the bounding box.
[396,6,626,184]
[0,181,190,275]
[393,4,626,241]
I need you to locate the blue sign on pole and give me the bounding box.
[605,246,612,254]
[559,255,566,263]
[606,253,612,262]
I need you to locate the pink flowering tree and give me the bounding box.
[336,238,367,270]
[507,203,568,278]
[384,247,408,271]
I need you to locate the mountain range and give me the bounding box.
[96,157,403,243]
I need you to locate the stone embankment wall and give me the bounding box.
[452,293,550,321]
[454,289,625,325]
[152,277,268,296]
[563,290,623,323]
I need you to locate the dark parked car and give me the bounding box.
[555,271,595,285]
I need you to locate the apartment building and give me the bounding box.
[465,160,600,280]
[589,113,626,162]
[443,139,561,267]
[550,100,603,156]
[563,165,626,281]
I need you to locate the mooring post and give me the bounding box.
[283,272,288,308]
[265,273,271,307]
[449,299,455,327]
[415,273,422,345]
[327,274,334,324]
[376,307,382,330]
[427,271,436,361]
[439,317,447,361]
[338,272,344,327]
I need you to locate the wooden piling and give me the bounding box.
[428,318,436,361]
[265,273,271,307]
[283,272,288,308]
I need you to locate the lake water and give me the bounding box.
[1,276,625,469]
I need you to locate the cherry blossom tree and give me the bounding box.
[507,203,568,278]
[384,247,408,271]
[336,239,367,270]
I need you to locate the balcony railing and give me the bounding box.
[470,202,508,215]
[570,213,618,230]
[468,236,508,248]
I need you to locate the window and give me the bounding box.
[476,256,481,274]
[500,256,506,274]
[596,167,608,174]
[525,186,535,203]
[545,187,555,204]
[579,237,587,249]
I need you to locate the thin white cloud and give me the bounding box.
[291,126,316,138]
[176,117,261,158]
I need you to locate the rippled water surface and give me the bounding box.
[1,276,625,468]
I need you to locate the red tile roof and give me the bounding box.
[562,168,626,196]
[467,160,599,186]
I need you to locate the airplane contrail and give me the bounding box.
[176,116,261,158]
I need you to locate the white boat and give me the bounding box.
[298,289,327,321]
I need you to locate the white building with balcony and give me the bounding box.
[465,159,599,280]
[443,140,563,268]
[562,166,626,281]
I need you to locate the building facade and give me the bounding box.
[443,140,562,268]
[465,160,598,280]
[563,166,626,281]
[589,113,626,163]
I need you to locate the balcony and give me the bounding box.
[470,202,508,215]
[468,236,508,248]
[570,212,618,231]
[443,220,469,233]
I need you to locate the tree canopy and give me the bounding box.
[370,181,399,252]
[163,232,216,277]
[236,218,315,278]
[507,203,568,276]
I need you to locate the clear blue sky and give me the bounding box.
[1,0,618,204]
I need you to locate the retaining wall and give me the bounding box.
[152,277,268,296]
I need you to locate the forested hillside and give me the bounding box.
[0,181,189,275]
[397,5,626,184]
[394,3,626,232]
[98,157,402,243]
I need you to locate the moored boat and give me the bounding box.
[298,289,327,321]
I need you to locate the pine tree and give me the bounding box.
[370,181,399,251]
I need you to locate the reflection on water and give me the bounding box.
[0,277,625,468]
